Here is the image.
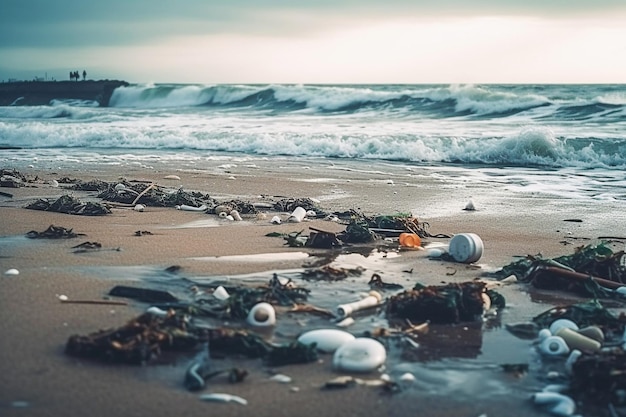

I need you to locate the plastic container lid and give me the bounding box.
[399,233,421,248]
[448,233,483,263]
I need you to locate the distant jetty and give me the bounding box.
[0,80,129,107]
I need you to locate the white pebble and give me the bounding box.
[58,294,69,301]
[400,372,416,382]
[4,268,19,276]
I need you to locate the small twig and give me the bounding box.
[61,299,128,306]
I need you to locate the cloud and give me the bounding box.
[2,0,625,48]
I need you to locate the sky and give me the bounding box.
[1,0,626,84]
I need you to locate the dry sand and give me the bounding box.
[0,163,622,417]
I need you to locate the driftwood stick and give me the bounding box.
[131,183,155,205]
[538,266,623,290]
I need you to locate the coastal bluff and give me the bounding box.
[0,80,129,107]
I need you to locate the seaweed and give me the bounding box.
[386,281,498,324]
[25,194,111,215]
[26,224,85,239]
[65,311,206,365]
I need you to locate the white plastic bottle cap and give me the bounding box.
[448,233,483,263]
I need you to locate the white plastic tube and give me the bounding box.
[337,291,382,318]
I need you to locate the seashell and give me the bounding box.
[230,210,242,221]
[225,215,235,221]
[271,216,282,224]
[163,175,181,180]
[134,204,145,212]
[247,302,276,327]
[58,294,69,301]
[49,179,59,187]
[199,393,247,405]
[114,183,126,191]
[4,268,19,276]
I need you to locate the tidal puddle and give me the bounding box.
[72,248,548,415]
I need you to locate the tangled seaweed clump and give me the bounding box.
[386,281,504,324]
[25,194,111,215]
[65,311,207,365]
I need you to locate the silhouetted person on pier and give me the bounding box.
[82,70,87,81]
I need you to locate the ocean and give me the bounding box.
[1,83,625,205]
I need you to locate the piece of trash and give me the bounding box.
[163,175,181,180]
[538,335,570,356]
[335,317,355,328]
[230,210,242,221]
[184,350,213,391]
[288,206,307,223]
[297,329,355,353]
[108,285,178,303]
[549,319,579,334]
[59,297,128,306]
[176,204,208,212]
[213,286,230,301]
[337,291,382,318]
[4,268,19,276]
[448,233,483,263]
[271,216,282,224]
[114,183,126,191]
[576,326,604,343]
[246,302,276,327]
[532,392,576,416]
[134,204,145,212]
[399,232,421,248]
[368,274,403,291]
[146,306,169,317]
[333,337,386,373]
[269,374,292,384]
[323,376,357,389]
[399,372,415,383]
[199,393,248,405]
[554,327,601,353]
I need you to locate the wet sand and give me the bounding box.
[0,161,622,417]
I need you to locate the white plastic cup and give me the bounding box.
[288,206,306,223]
[337,291,382,317]
[448,233,483,263]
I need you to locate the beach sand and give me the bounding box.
[0,162,622,417]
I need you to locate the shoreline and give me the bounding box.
[1,163,624,417]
